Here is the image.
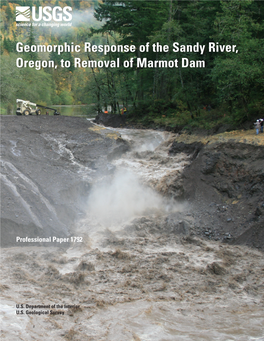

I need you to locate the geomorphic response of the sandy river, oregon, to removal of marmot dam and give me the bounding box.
[1,114,264,340]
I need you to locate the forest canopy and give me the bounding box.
[1,0,263,128]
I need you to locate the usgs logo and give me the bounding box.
[16,6,72,22]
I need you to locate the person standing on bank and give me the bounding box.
[260,119,263,133]
[254,120,261,135]
[120,107,127,115]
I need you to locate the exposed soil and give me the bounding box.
[168,135,264,251]
[94,112,127,128]
[0,116,129,247]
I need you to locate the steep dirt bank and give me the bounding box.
[168,137,264,250]
[0,116,129,247]
[94,112,183,132]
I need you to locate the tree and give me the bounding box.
[0,54,55,107]
[1,0,9,8]
[5,3,15,21]
[25,26,38,61]
[93,0,167,107]
[87,0,264,126]
[211,0,264,120]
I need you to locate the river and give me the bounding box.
[0,120,263,340]
[52,104,95,118]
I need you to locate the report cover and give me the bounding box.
[1,1,264,340]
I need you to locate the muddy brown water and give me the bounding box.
[1,119,264,340]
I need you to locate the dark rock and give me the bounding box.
[107,139,130,161]
[172,220,189,235]
[201,152,221,174]
[169,141,203,159]
[254,207,262,217]
[94,112,126,128]
[214,181,234,198]
[76,261,95,271]
[206,262,226,276]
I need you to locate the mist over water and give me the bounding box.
[86,169,164,226]
[85,128,184,228]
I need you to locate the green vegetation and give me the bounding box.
[91,0,264,129]
[0,0,100,112]
[1,0,263,129]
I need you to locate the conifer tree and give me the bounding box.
[26,26,38,61]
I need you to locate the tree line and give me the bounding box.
[91,0,264,126]
[0,0,99,112]
[1,0,263,128]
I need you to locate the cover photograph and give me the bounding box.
[0,0,264,340]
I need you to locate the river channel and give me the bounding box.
[52,105,95,118]
[0,119,263,340]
